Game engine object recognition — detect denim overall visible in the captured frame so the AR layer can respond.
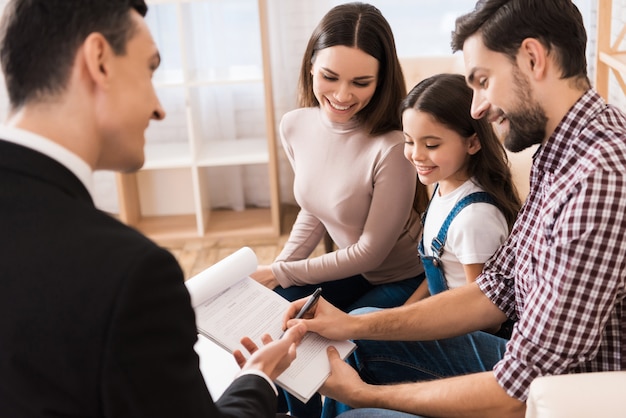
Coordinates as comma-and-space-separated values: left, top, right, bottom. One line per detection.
418, 187, 496, 295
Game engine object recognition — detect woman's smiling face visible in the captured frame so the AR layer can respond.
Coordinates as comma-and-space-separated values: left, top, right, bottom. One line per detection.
310, 45, 379, 123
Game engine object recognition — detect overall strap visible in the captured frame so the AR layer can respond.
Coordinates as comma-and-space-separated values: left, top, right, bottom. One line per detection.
420, 184, 439, 226
430, 191, 496, 257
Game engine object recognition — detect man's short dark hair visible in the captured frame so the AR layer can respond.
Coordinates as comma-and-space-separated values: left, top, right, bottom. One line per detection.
451, 0, 588, 80
0, 0, 148, 109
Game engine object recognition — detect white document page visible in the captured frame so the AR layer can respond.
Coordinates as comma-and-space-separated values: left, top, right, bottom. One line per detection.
186, 247, 356, 403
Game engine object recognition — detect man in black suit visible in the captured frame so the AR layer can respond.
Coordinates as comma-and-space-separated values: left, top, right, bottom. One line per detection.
0, 0, 306, 416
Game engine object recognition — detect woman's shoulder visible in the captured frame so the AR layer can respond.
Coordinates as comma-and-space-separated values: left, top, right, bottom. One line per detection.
281, 107, 319, 125
358, 129, 407, 166
372, 128, 404, 142
280, 108, 320, 138
366, 129, 405, 155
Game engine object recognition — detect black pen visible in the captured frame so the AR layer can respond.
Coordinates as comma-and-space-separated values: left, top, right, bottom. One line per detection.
294, 287, 322, 320
279, 287, 322, 339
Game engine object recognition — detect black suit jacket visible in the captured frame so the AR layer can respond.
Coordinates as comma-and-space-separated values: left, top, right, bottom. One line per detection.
0, 140, 277, 417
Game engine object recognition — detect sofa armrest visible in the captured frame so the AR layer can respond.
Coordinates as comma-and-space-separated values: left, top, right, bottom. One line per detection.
526, 371, 626, 418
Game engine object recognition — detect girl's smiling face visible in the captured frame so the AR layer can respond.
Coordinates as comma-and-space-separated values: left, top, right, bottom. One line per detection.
311, 45, 378, 123
403, 109, 481, 196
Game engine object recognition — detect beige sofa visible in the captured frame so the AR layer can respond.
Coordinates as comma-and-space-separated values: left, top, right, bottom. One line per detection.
526, 371, 626, 417
400, 56, 625, 417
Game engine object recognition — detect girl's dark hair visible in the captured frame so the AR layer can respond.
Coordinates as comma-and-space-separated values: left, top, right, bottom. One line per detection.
451, 0, 589, 85
297, 2, 406, 135
401, 73, 521, 229
0, 0, 148, 109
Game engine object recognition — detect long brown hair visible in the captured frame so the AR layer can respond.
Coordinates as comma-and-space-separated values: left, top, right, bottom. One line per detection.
297, 2, 406, 135
401, 73, 521, 229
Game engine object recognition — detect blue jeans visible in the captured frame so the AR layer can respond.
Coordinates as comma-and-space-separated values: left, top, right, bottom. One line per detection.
275, 274, 425, 313
322, 307, 508, 418
275, 275, 425, 418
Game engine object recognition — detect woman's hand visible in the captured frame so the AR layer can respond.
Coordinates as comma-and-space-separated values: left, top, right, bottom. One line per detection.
250, 264, 280, 289
403, 280, 430, 305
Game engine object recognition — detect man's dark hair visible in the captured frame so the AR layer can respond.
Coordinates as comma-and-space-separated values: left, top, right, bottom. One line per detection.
0, 0, 148, 109
451, 0, 588, 80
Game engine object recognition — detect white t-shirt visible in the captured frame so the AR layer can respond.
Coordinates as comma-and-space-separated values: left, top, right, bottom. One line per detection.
422, 179, 508, 289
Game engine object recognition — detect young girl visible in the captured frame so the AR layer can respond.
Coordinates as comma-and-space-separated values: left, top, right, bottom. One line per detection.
401, 73, 521, 304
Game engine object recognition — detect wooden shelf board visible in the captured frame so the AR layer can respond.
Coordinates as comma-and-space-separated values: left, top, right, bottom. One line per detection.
186, 67, 263, 86
195, 138, 269, 167
153, 68, 263, 88
141, 139, 269, 169
130, 207, 278, 244
133, 214, 200, 241
154, 69, 185, 87
599, 51, 626, 74
143, 142, 193, 170
203, 208, 277, 238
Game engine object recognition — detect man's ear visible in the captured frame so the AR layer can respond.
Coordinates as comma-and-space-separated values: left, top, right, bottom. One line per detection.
518, 38, 547, 81
82, 33, 113, 87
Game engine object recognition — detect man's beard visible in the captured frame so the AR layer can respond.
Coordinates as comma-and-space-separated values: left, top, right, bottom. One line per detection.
503, 67, 548, 153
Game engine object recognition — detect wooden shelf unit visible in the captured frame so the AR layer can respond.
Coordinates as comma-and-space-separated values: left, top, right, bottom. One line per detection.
116, 0, 281, 242
595, 0, 626, 99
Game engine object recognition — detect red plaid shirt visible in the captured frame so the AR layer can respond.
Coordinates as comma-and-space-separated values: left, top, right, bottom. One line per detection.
477, 90, 626, 401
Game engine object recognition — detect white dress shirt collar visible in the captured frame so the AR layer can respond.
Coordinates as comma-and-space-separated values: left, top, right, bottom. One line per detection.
0, 125, 94, 197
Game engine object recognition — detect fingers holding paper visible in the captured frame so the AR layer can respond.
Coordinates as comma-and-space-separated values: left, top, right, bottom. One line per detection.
233, 322, 307, 381
319, 346, 372, 407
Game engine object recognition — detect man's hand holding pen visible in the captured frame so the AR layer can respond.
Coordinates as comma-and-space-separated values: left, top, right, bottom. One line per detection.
280, 289, 370, 402
235, 287, 366, 405
281, 291, 354, 342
